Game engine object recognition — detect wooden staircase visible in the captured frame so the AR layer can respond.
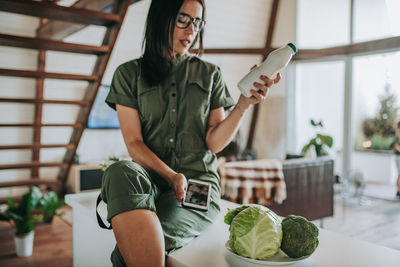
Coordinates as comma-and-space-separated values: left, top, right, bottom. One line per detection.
0, 0, 135, 199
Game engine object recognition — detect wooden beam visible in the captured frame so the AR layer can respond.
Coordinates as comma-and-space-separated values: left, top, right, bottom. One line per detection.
264, 0, 280, 51
0, 179, 61, 188
37, 0, 142, 40
0, 0, 120, 26
246, 0, 280, 151
0, 144, 75, 150
0, 98, 90, 106
0, 162, 68, 170
293, 36, 400, 61
0, 123, 83, 127
0, 68, 98, 81
0, 33, 109, 55
32, 30, 46, 179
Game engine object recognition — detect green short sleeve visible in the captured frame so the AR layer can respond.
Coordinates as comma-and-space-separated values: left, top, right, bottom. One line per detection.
210, 66, 235, 110
105, 60, 138, 110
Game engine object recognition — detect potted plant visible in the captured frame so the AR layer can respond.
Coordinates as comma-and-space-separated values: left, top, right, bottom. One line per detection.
100, 155, 121, 171
302, 119, 334, 157
0, 186, 42, 256
39, 191, 65, 223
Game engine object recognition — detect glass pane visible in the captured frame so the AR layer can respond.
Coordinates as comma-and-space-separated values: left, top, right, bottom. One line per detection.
295, 61, 345, 156
352, 51, 400, 184
354, 0, 400, 42
353, 51, 400, 148
297, 0, 350, 48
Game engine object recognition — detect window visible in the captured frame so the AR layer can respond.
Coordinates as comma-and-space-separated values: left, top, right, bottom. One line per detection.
354, 0, 400, 42
297, 0, 350, 48
294, 61, 345, 154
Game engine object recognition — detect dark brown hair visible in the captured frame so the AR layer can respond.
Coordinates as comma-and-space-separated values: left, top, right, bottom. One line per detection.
141, 0, 206, 86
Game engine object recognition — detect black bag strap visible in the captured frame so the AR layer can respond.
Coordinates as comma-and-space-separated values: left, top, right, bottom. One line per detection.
96, 194, 112, 229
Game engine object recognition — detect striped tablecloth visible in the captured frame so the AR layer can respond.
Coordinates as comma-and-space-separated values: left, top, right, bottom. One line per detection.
218, 158, 287, 205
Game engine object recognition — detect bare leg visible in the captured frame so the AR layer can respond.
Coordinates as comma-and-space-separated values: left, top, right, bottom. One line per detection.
111, 209, 165, 267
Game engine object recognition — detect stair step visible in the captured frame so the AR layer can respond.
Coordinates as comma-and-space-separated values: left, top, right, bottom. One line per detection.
0, 33, 109, 55
0, 68, 97, 81
0, 144, 75, 150
0, 123, 83, 127
0, 98, 89, 106
0, 0, 120, 26
37, 0, 142, 40
0, 179, 61, 188
0, 162, 68, 170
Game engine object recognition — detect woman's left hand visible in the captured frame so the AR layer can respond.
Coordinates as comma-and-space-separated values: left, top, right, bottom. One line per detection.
238, 65, 281, 108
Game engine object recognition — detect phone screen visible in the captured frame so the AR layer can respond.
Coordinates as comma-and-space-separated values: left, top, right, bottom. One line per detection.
184, 181, 210, 208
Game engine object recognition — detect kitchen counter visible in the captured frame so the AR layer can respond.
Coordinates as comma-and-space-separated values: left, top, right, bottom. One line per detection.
66, 191, 400, 267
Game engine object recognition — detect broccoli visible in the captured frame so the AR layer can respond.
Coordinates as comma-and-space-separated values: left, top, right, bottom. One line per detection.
280, 215, 319, 258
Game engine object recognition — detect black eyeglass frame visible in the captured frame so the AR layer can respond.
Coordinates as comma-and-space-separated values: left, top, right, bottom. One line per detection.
175, 12, 206, 32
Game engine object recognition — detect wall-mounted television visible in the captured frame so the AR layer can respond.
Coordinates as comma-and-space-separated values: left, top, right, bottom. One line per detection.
87, 84, 120, 129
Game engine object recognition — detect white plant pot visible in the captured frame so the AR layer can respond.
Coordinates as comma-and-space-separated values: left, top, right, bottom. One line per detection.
14, 231, 34, 257
304, 145, 317, 159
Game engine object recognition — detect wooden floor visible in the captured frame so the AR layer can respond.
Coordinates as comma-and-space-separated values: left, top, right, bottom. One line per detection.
0, 216, 72, 267
0, 191, 399, 267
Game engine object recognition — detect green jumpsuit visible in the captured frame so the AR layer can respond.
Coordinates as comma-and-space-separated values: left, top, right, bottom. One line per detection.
101, 54, 235, 266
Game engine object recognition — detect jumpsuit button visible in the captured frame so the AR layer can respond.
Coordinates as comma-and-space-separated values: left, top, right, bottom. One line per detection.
171, 123, 175, 128
172, 108, 176, 113
169, 138, 174, 143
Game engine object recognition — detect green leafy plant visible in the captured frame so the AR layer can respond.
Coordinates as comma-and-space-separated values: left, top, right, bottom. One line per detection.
0, 187, 43, 236
359, 85, 399, 151
355, 134, 394, 151
100, 155, 121, 172
301, 119, 334, 156
39, 191, 65, 223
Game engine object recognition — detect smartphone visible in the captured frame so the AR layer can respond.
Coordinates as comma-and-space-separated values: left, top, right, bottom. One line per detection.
182, 179, 211, 211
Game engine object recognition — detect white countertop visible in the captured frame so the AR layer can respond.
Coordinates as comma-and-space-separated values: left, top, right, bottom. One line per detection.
66, 192, 400, 267
167, 200, 400, 267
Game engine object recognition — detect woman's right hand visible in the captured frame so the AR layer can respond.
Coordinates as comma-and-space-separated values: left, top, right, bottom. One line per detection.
169, 173, 187, 202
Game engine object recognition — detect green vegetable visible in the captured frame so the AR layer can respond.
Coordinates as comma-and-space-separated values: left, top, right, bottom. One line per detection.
224, 205, 250, 227
280, 215, 319, 258
225, 205, 282, 260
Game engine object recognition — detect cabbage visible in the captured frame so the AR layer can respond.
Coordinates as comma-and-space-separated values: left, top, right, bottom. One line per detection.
225, 205, 282, 260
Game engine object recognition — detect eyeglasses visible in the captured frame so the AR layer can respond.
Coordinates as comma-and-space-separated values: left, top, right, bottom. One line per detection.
176, 12, 205, 32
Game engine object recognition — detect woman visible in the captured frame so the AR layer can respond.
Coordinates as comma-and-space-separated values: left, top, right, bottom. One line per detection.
391, 119, 400, 198
101, 0, 280, 266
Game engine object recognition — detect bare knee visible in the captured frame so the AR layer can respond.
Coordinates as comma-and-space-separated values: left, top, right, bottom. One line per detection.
112, 209, 165, 267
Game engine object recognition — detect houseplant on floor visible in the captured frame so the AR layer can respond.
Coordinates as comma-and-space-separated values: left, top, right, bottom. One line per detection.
0, 186, 42, 256
39, 190, 65, 223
